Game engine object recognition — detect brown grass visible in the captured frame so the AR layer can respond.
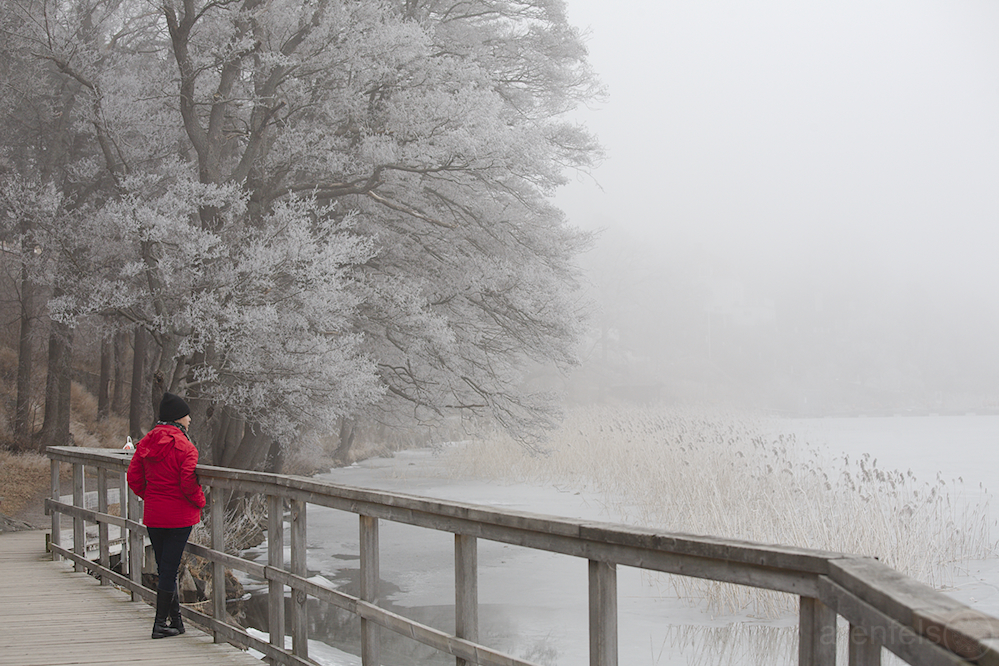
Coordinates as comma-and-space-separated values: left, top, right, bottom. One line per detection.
69, 382, 129, 449
0, 378, 128, 519
0, 449, 54, 516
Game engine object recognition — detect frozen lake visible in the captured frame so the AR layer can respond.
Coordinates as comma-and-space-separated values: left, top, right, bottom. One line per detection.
242, 414, 999, 666
792, 414, 998, 497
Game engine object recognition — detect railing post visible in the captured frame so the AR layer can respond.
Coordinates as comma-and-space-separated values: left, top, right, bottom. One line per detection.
267, 494, 286, 655
455, 534, 478, 666
290, 499, 309, 661
118, 469, 129, 578
127, 481, 143, 601
211, 488, 226, 643
848, 624, 881, 666
98, 467, 110, 585
72, 462, 85, 572
799, 596, 837, 666
360, 514, 380, 666
589, 560, 618, 666
50, 458, 61, 561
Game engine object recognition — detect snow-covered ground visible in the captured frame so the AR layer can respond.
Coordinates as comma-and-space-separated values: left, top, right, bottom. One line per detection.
240, 415, 999, 666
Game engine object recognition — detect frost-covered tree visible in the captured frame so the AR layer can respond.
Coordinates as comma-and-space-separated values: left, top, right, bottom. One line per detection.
0, 0, 120, 449
3, 0, 602, 465
72, 174, 383, 459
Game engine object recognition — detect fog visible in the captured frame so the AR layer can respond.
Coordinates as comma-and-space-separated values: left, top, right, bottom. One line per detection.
559, 0, 999, 414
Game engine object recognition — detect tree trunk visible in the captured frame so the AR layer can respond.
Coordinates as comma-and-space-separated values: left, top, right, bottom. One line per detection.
39, 319, 72, 450
112, 329, 127, 416
151, 368, 166, 428
55, 327, 73, 445
210, 407, 234, 466
97, 334, 111, 420
128, 325, 147, 440
14, 252, 34, 442
38, 329, 60, 450
184, 395, 214, 461
266, 437, 284, 474
222, 420, 271, 471
333, 417, 357, 464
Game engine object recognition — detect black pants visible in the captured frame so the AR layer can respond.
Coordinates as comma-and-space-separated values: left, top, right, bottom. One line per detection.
146, 526, 193, 593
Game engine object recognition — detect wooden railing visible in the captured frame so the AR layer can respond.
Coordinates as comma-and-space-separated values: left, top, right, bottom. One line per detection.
45, 446, 999, 666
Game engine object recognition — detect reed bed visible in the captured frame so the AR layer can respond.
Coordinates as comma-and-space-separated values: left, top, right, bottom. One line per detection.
440, 404, 996, 618
651, 623, 906, 666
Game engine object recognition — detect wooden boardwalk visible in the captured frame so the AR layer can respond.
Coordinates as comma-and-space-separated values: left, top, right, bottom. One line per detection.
0, 530, 262, 666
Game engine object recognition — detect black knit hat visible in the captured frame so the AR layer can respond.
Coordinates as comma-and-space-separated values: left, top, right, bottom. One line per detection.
159, 392, 190, 423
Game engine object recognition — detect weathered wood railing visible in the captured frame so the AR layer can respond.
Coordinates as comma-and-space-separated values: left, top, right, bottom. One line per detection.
45, 446, 999, 666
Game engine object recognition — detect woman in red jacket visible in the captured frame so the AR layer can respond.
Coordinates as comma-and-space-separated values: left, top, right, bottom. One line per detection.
127, 392, 206, 639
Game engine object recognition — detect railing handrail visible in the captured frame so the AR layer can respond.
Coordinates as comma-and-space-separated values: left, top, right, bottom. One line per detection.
45, 445, 999, 666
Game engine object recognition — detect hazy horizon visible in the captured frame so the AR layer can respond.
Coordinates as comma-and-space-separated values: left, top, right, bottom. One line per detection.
557, 0, 999, 413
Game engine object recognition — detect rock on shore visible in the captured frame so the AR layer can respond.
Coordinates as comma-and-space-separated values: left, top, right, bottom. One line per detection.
0, 513, 37, 533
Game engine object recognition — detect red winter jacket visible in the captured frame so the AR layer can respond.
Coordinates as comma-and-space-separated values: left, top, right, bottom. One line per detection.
127, 424, 206, 528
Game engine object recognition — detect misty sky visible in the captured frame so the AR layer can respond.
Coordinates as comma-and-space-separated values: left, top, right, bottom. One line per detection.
558, 0, 999, 303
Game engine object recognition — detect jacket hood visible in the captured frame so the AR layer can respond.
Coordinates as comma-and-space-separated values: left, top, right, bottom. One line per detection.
138, 424, 181, 462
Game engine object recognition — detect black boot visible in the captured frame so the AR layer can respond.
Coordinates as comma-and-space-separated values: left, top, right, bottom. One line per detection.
167, 590, 185, 634
152, 589, 180, 639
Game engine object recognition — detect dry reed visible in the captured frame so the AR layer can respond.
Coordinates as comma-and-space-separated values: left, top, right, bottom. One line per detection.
440, 404, 996, 618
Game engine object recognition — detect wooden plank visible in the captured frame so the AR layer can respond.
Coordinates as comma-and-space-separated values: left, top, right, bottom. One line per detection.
97, 467, 110, 585
290, 498, 308, 661
268, 493, 286, 651
185, 541, 266, 579
912, 608, 999, 665
48, 542, 151, 602
128, 480, 143, 600
455, 534, 479, 666
188, 458, 840, 572
827, 557, 968, 627
849, 624, 882, 666
265, 565, 359, 613
40, 447, 998, 666
360, 514, 380, 666
44, 448, 843, 578
799, 596, 836, 666
72, 462, 85, 572
44, 498, 130, 531
0, 530, 261, 666
817, 574, 970, 666
50, 459, 61, 561
589, 560, 618, 666
828, 557, 999, 663
181, 602, 313, 666
578, 522, 842, 575
210, 488, 226, 644
223, 487, 821, 596
118, 469, 129, 574
354, 598, 541, 666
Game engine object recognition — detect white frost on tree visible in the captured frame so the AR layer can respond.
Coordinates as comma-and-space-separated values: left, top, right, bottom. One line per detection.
2, 0, 603, 462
